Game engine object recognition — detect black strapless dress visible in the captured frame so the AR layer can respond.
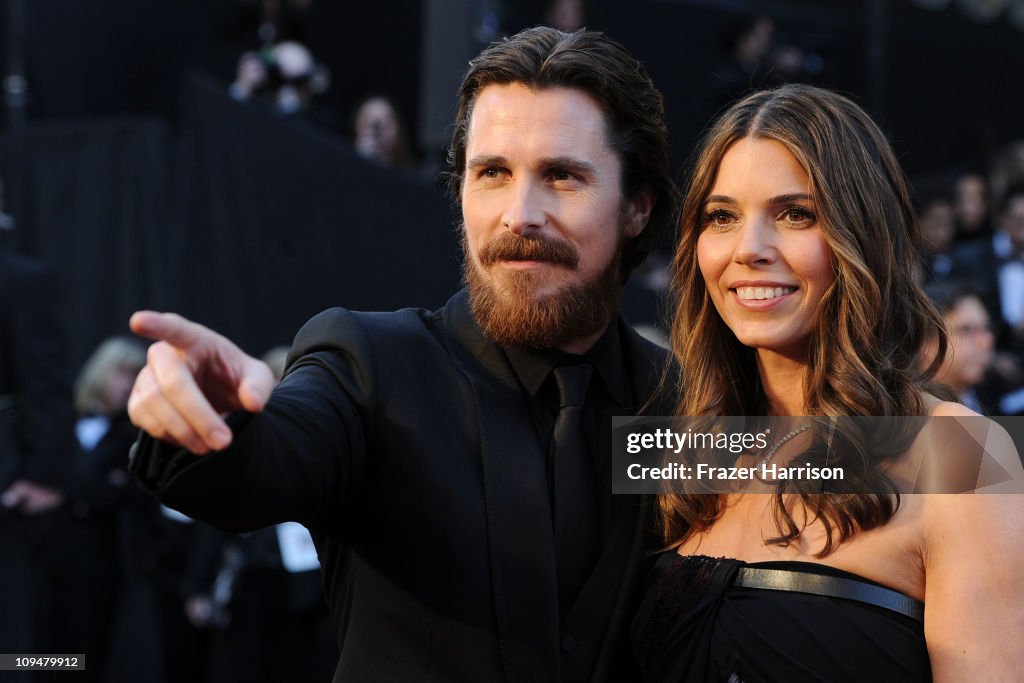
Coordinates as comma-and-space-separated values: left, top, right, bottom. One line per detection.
632, 553, 931, 682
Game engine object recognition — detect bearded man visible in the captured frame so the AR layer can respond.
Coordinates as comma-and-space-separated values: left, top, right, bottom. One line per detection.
128, 26, 677, 683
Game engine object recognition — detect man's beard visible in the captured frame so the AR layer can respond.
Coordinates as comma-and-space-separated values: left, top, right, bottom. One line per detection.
463, 230, 623, 349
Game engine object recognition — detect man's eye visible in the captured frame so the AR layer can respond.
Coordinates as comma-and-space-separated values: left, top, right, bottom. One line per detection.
483, 168, 500, 178
550, 170, 573, 182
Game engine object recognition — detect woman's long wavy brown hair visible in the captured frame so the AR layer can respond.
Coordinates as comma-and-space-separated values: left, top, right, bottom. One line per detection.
660, 84, 948, 555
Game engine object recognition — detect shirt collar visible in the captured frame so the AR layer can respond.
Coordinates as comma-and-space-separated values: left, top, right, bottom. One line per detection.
502, 320, 628, 406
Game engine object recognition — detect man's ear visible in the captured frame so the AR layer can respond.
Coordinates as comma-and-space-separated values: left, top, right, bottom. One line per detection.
623, 188, 655, 238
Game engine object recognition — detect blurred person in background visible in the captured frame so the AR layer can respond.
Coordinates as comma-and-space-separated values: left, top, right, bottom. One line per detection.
229, 41, 330, 118
708, 14, 775, 113
74, 337, 148, 457
68, 339, 208, 683
350, 93, 416, 169
987, 141, 1024, 227
913, 175, 957, 284
228, 50, 270, 102
952, 182, 1024, 353
948, 183, 1024, 411
704, 13, 822, 126
922, 283, 997, 414
0, 175, 76, 675
952, 171, 991, 243
543, 0, 585, 32
28, 337, 147, 682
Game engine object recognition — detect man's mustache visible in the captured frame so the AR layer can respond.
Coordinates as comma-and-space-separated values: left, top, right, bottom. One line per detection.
478, 233, 579, 269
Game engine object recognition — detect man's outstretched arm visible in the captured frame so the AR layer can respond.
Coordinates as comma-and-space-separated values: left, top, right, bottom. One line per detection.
127, 310, 370, 534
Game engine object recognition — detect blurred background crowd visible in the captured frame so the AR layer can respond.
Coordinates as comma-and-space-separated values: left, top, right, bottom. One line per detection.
2, 0, 1024, 680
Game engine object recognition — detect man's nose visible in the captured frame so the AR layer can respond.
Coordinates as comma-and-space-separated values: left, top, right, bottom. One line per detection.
502, 180, 547, 235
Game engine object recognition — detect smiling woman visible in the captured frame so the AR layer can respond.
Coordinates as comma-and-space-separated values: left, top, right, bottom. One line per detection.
696, 137, 835, 362
632, 84, 1024, 683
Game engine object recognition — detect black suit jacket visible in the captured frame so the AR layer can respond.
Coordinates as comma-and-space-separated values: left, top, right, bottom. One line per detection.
131, 289, 671, 682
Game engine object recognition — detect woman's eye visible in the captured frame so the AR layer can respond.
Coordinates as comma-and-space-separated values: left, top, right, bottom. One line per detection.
781, 207, 815, 225
704, 209, 735, 227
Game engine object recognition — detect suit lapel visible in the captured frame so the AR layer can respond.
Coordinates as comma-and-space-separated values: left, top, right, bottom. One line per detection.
444, 290, 561, 682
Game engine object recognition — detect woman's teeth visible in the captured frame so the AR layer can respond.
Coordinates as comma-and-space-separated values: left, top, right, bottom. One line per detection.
735, 286, 795, 300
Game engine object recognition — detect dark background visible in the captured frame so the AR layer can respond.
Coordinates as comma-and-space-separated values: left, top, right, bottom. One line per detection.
1, 0, 1022, 369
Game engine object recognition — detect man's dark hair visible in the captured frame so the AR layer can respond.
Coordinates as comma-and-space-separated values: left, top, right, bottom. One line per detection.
447, 26, 678, 282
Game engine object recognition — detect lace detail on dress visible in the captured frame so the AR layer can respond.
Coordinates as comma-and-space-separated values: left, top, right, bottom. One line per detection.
636, 554, 726, 673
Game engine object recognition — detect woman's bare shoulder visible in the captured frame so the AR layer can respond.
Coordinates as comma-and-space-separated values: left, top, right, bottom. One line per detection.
922, 394, 982, 418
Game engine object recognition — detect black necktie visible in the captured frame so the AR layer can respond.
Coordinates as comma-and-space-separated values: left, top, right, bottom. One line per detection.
551, 364, 597, 617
